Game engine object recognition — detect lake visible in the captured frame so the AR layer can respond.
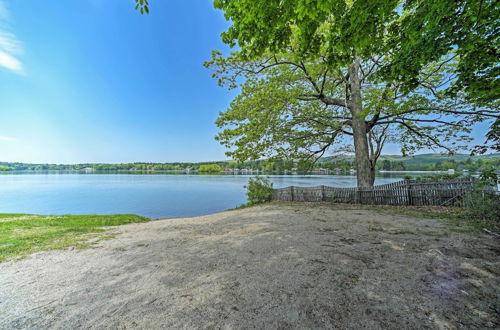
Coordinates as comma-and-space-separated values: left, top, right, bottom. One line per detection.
0, 173, 409, 218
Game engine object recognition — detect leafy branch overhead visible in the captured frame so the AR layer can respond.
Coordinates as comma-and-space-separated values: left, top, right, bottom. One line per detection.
134, 0, 149, 14
213, 0, 499, 107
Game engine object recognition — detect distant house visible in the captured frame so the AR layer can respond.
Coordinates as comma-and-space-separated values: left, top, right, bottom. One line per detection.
312, 168, 330, 174
83, 167, 94, 173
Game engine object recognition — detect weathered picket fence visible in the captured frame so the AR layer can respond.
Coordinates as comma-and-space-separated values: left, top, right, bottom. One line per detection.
272, 178, 480, 207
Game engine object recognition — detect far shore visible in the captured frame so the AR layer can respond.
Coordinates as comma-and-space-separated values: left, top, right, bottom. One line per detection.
378, 170, 460, 173
0, 169, 476, 175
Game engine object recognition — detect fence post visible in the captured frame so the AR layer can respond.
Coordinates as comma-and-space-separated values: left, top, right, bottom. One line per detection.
321, 185, 325, 201
290, 186, 295, 202
406, 180, 413, 206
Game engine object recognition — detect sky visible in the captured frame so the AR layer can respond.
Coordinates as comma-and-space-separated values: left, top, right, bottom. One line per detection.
0, 0, 492, 164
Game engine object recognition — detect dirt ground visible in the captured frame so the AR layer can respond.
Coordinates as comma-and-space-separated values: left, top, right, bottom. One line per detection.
0, 203, 499, 329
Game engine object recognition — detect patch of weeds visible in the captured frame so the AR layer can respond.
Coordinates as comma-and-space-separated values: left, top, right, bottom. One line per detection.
387, 229, 449, 237
482, 264, 499, 276
461, 191, 500, 232
227, 203, 259, 210
367, 205, 463, 220
445, 218, 487, 234
404, 244, 422, 254
388, 229, 415, 235
442, 213, 500, 234
368, 225, 385, 232
95, 232, 120, 241
365, 205, 496, 235
334, 270, 360, 289
415, 229, 449, 237
317, 227, 338, 235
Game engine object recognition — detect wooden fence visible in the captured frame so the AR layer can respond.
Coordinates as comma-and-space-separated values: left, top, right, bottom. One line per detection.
272, 178, 482, 207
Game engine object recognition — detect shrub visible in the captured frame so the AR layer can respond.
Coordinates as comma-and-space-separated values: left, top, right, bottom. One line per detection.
477, 168, 498, 188
245, 176, 274, 205
462, 191, 500, 231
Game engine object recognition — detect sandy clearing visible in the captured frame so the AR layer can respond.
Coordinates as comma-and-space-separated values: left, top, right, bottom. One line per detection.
0, 203, 499, 329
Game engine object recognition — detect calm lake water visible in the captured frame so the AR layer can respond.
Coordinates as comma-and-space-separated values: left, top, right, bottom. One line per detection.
0, 173, 409, 218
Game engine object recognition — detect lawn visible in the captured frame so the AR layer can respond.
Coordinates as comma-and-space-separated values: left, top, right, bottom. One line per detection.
0, 214, 149, 262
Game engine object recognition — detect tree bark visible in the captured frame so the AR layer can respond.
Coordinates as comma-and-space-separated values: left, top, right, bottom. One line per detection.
349, 58, 375, 187
369, 162, 376, 186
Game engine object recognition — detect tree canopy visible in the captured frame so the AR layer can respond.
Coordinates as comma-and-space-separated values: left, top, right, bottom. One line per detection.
208, 0, 499, 186
214, 0, 499, 106
206, 48, 497, 185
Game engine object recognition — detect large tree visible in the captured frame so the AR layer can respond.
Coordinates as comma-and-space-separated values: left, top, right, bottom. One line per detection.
133, 0, 498, 185
206, 50, 497, 186
207, 0, 498, 187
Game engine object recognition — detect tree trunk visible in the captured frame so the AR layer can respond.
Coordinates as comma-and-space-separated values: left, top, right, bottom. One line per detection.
369, 162, 376, 186
349, 58, 375, 187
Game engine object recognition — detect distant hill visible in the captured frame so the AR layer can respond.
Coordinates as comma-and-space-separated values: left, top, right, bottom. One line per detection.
320, 153, 500, 164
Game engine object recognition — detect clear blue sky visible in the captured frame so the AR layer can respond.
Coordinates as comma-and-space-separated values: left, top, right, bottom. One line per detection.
0, 0, 491, 164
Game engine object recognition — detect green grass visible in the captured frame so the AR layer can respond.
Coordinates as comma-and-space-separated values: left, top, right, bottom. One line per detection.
0, 213, 30, 219
0, 214, 149, 262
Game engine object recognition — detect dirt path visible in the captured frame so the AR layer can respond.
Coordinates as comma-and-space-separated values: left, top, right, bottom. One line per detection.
0, 204, 498, 329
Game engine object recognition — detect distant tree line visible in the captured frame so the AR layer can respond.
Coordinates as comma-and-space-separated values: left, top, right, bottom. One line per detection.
0, 157, 498, 174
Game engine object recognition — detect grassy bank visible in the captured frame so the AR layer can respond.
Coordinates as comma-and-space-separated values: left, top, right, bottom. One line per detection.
0, 214, 149, 262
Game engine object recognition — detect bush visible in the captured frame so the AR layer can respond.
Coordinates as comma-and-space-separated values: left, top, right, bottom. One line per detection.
462, 191, 500, 231
477, 168, 498, 188
245, 176, 274, 205
198, 164, 222, 173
